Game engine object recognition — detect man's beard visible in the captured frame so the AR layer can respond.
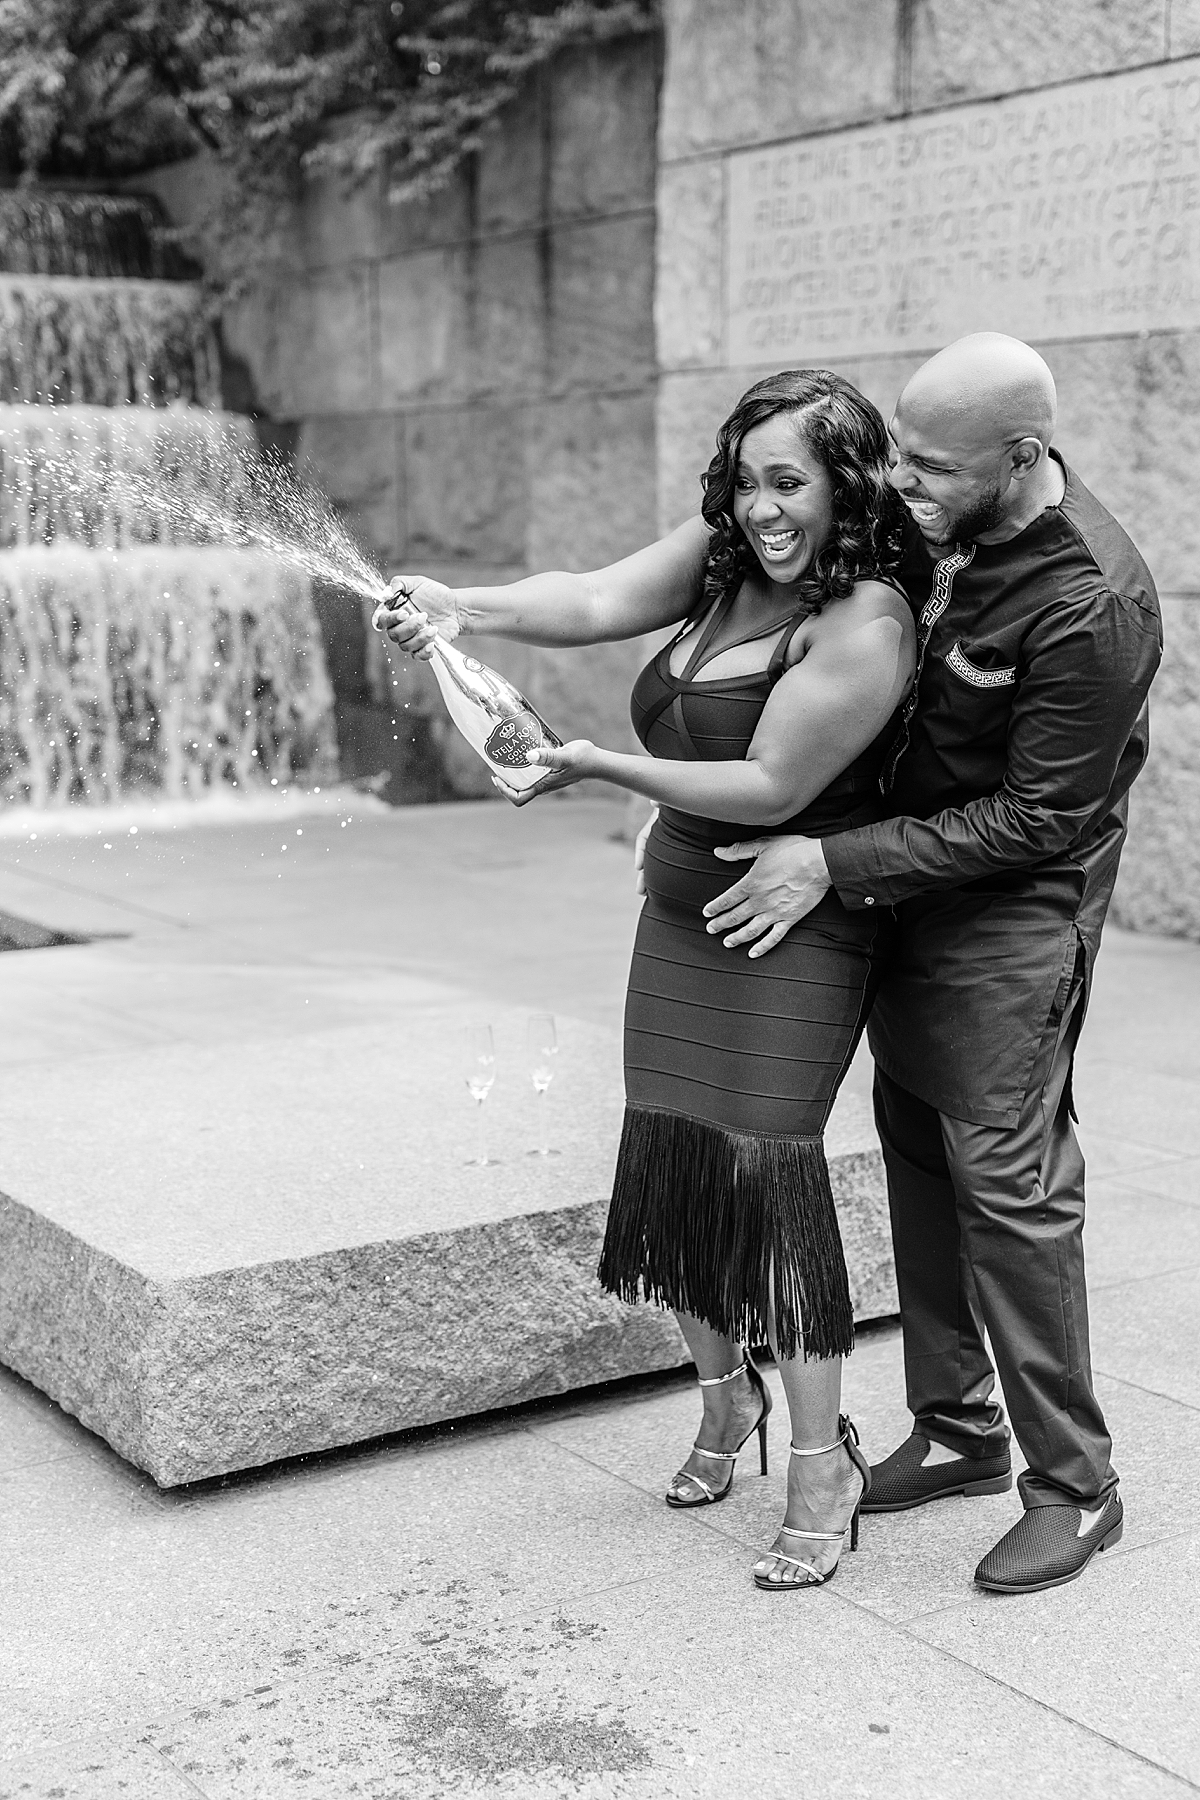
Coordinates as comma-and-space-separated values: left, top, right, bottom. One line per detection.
948, 482, 1005, 543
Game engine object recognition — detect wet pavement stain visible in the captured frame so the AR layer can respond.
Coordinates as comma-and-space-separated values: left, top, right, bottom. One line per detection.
394, 1639, 653, 1786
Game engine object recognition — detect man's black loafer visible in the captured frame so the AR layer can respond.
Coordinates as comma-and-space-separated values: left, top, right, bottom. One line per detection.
860, 1431, 1013, 1513
975, 1491, 1124, 1593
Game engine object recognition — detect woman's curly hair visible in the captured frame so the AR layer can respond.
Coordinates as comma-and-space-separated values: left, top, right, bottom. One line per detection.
699, 369, 904, 616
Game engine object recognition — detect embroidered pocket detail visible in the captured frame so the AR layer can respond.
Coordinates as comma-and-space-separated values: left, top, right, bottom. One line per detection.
945, 640, 1017, 690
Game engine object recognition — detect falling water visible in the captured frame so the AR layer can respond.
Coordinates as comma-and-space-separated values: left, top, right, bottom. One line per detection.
0, 403, 386, 807
0, 276, 220, 409
0, 545, 334, 806
0, 192, 189, 281
0, 190, 347, 812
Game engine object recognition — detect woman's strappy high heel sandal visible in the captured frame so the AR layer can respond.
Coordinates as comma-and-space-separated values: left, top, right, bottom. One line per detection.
666, 1356, 773, 1509
753, 1414, 871, 1590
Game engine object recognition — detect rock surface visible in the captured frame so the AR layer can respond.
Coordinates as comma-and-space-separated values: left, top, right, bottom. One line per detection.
0, 1012, 893, 1488
0, 801, 895, 1489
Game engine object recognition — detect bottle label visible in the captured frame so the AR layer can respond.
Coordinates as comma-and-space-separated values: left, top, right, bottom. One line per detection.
484, 713, 551, 769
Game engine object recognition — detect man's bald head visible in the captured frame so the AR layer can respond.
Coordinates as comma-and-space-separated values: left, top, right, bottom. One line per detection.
888, 334, 1065, 547
900, 333, 1057, 458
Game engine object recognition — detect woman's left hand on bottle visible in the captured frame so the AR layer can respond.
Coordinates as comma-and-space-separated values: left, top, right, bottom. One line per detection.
490, 740, 597, 807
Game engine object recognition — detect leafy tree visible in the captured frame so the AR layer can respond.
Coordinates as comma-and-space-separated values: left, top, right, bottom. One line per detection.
0, 1, 240, 178
0, 1, 659, 288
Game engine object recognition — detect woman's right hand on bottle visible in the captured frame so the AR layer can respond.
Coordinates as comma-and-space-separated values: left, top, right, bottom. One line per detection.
372, 576, 460, 661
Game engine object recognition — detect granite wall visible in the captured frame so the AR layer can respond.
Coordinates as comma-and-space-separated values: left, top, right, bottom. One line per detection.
655, 0, 1200, 937
140, 33, 663, 798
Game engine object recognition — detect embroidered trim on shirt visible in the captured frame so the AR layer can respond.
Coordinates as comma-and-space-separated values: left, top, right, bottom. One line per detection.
881, 544, 976, 792
945, 640, 1017, 690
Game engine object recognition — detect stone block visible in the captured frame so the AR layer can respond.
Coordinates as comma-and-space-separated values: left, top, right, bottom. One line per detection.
275, 265, 375, 415
477, 79, 547, 235
908, 0, 1167, 110
219, 281, 288, 418
655, 367, 759, 532
299, 164, 382, 272
379, 163, 474, 257
549, 38, 661, 220
1171, 0, 1200, 55
1113, 595, 1200, 941
656, 159, 725, 372
1045, 333, 1200, 598
403, 405, 529, 564
549, 214, 657, 393
0, 1007, 893, 1486
131, 151, 303, 292
659, 0, 899, 163
526, 390, 658, 571
826, 353, 928, 434
465, 235, 548, 399
377, 248, 471, 405
297, 413, 403, 563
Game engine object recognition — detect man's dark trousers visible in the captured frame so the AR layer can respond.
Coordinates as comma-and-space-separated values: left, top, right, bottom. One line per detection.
873, 953, 1118, 1509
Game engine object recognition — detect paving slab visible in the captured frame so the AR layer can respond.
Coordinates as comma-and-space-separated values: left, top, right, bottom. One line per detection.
0, 1369, 100, 1478
1, 1368, 1188, 1800
1074, 1126, 1194, 1184
2, 1419, 728, 1757
1116, 1156, 1200, 1208
123, 1572, 1193, 1800
1090, 1267, 1200, 1410
0, 1737, 200, 1800
911, 1532, 1200, 1787
1080, 1180, 1200, 1291
0, 800, 894, 1485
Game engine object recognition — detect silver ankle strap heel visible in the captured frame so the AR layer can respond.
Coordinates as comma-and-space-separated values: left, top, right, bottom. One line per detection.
753, 1414, 872, 1591
697, 1361, 749, 1387
665, 1356, 772, 1510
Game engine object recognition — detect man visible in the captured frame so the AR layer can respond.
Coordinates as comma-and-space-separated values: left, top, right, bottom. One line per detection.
701, 333, 1162, 1593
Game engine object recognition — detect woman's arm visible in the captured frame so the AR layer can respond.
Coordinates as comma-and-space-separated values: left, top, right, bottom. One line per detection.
378, 515, 710, 655
522, 588, 915, 821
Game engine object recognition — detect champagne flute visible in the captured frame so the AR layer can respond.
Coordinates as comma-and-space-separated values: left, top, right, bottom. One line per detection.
526, 1013, 560, 1157
463, 1024, 498, 1167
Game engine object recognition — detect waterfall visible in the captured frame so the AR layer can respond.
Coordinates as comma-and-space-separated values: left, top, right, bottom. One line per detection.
0, 191, 337, 811
0, 191, 189, 280
0, 277, 220, 408
0, 547, 333, 806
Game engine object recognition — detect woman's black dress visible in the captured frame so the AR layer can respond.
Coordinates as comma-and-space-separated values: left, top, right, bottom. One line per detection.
597, 595, 897, 1360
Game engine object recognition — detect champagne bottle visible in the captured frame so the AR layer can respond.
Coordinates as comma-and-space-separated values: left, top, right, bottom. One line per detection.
371, 591, 562, 791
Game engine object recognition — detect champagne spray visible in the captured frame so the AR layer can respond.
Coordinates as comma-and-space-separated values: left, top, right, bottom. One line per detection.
371, 587, 562, 792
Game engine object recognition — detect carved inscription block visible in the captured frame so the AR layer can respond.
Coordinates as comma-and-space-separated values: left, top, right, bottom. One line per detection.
726, 60, 1200, 364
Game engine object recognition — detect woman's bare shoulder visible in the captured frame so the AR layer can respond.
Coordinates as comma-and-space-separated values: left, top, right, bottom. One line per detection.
792, 580, 915, 680
846, 577, 914, 623
815, 579, 916, 651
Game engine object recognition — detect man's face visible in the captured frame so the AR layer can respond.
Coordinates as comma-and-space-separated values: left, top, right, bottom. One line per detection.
887, 401, 1007, 547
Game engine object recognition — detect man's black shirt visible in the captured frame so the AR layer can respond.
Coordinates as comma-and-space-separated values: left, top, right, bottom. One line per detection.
824, 456, 1162, 1127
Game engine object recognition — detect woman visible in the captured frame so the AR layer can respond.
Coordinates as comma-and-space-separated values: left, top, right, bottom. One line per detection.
379, 370, 916, 1591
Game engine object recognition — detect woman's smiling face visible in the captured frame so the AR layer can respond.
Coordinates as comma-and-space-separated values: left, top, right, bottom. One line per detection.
732, 413, 835, 588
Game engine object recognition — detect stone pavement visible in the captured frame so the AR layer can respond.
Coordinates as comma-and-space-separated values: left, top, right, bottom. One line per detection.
1, 794, 1198, 1797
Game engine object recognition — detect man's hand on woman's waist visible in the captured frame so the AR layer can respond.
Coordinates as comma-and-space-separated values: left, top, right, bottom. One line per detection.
704, 836, 833, 957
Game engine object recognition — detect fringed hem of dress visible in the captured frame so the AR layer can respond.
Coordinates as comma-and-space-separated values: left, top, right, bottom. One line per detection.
597, 1104, 855, 1361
